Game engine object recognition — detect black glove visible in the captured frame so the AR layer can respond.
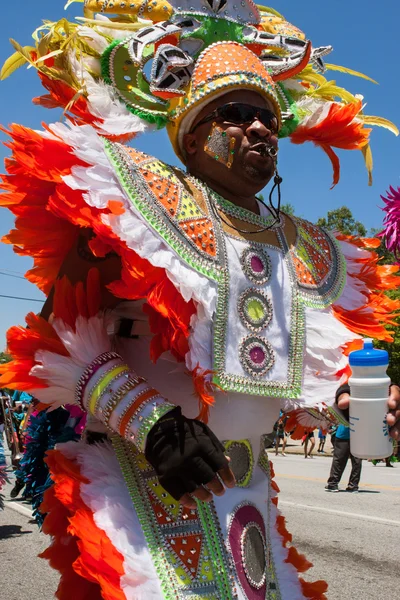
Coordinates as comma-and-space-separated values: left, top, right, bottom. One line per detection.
145, 406, 229, 501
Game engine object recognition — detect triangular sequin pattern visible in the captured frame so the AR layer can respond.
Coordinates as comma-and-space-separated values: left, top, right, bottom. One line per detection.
141, 160, 182, 187
139, 168, 180, 218
165, 532, 203, 579
301, 237, 330, 281
180, 217, 217, 257
176, 189, 203, 221
124, 146, 151, 165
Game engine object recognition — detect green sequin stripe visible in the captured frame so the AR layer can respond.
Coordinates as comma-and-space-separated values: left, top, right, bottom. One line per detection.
104, 139, 227, 283
135, 403, 175, 452
112, 436, 183, 599
209, 189, 280, 228
112, 436, 236, 600
195, 500, 236, 600
212, 239, 306, 399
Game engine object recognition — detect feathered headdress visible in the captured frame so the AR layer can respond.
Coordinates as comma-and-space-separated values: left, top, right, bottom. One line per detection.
1, 0, 398, 185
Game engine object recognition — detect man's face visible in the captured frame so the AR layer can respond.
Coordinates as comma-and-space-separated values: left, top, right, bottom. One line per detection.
183, 90, 279, 195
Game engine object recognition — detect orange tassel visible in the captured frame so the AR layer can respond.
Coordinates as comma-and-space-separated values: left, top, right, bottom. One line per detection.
191, 366, 218, 423
285, 546, 313, 573
300, 578, 329, 600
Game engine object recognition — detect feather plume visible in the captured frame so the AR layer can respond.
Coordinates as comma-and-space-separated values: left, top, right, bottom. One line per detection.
380, 186, 400, 262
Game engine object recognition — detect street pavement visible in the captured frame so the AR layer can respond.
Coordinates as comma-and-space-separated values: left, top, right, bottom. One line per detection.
1, 449, 399, 599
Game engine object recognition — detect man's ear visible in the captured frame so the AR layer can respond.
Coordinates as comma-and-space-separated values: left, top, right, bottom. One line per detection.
182, 132, 198, 156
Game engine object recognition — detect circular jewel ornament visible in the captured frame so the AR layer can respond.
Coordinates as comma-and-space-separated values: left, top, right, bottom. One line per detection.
238, 288, 273, 333
239, 335, 275, 377
240, 247, 272, 286
228, 503, 268, 598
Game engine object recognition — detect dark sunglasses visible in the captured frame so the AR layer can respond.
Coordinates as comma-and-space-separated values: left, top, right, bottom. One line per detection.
191, 102, 279, 134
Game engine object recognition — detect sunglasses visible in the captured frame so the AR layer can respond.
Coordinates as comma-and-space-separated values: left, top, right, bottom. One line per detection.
191, 102, 279, 134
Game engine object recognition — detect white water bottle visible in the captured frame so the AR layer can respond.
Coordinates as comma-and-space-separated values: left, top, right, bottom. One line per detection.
348, 339, 392, 460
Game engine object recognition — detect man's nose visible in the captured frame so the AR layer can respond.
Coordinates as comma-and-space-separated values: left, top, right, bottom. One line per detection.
245, 118, 273, 140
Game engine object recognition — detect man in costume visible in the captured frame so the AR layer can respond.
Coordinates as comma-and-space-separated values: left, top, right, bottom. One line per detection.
1, 2, 400, 599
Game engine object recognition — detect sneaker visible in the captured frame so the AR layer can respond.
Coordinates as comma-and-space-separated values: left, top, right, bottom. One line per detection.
281, 452, 286, 457
346, 486, 359, 493
325, 484, 339, 492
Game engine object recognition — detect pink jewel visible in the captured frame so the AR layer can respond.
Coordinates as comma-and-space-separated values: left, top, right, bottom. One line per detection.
250, 255, 264, 273
250, 346, 265, 364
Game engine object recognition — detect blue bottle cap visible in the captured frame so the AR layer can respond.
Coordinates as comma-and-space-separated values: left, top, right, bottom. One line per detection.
349, 339, 388, 367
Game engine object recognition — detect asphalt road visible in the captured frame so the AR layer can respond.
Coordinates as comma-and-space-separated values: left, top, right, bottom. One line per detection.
1, 452, 399, 599
270, 452, 400, 600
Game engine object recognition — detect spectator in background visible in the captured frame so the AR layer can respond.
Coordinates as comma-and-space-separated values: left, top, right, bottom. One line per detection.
274, 415, 288, 456
317, 427, 326, 453
325, 424, 362, 492
329, 423, 338, 447
303, 431, 315, 459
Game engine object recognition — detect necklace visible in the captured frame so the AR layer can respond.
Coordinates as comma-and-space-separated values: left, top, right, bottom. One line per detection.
207, 188, 283, 234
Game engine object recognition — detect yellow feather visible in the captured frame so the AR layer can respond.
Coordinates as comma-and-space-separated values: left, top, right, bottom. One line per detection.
361, 144, 373, 187
8, 39, 36, 68
0, 48, 32, 80
361, 115, 399, 136
34, 50, 65, 65
75, 16, 151, 30
325, 63, 378, 85
307, 80, 357, 104
257, 5, 285, 18
64, 0, 83, 8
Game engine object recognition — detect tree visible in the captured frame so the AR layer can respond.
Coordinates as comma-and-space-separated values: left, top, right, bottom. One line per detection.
317, 206, 366, 237
281, 203, 295, 215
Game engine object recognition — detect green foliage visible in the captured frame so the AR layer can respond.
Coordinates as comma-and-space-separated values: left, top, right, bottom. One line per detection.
317, 206, 366, 237
0, 352, 11, 365
281, 203, 295, 216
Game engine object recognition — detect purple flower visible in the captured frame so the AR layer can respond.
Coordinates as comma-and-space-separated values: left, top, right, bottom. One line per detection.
380, 186, 400, 262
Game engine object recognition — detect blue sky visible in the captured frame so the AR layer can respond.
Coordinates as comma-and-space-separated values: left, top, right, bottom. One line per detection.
0, 0, 399, 348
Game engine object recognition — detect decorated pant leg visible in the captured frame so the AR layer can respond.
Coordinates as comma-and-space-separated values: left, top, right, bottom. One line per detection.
40, 439, 327, 600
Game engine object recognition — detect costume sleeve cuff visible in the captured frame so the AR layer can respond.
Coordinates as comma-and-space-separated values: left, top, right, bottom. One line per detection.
75, 352, 175, 451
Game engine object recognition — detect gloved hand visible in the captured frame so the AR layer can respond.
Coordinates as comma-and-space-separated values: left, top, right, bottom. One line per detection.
145, 406, 236, 508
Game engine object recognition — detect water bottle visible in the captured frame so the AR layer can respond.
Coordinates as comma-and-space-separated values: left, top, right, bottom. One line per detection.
348, 339, 392, 459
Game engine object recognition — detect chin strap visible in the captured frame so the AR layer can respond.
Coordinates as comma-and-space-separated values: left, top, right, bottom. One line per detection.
268, 169, 283, 221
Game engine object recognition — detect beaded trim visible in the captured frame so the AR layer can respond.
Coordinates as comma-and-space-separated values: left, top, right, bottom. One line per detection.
134, 402, 176, 452
75, 351, 122, 408
289, 216, 346, 309
102, 377, 142, 427
87, 364, 130, 415
226, 500, 281, 600
209, 188, 283, 230
223, 439, 254, 488
112, 436, 237, 599
241, 521, 267, 589
239, 335, 275, 377
240, 246, 272, 286
256, 451, 282, 600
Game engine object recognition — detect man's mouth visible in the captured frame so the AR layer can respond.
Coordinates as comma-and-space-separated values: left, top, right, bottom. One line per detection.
249, 143, 278, 158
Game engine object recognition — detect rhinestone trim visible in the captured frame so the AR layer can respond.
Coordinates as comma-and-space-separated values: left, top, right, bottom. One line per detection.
237, 288, 273, 333
239, 335, 275, 377
240, 246, 272, 286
